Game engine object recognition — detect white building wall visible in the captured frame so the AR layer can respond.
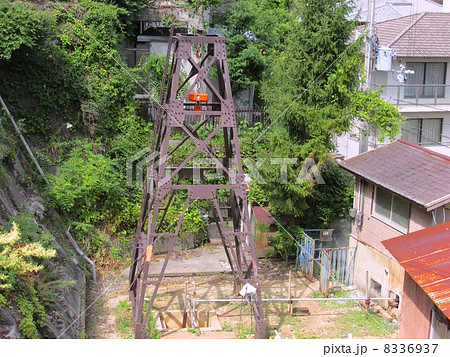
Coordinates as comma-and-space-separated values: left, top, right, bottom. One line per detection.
336, 58, 450, 159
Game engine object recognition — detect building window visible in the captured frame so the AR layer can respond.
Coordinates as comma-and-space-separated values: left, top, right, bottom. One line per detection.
373, 186, 410, 232
370, 279, 382, 295
401, 118, 443, 145
405, 62, 446, 98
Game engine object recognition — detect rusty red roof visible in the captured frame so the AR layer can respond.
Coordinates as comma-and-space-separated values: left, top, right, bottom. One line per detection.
339, 140, 450, 211
382, 221, 450, 319
253, 206, 276, 225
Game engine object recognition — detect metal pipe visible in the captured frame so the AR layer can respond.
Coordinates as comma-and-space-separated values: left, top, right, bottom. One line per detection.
0, 93, 49, 185
194, 297, 395, 303
288, 270, 292, 315
66, 227, 97, 282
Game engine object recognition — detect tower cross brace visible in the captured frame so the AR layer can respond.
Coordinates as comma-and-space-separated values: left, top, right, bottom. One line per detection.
129, 32, 267, 339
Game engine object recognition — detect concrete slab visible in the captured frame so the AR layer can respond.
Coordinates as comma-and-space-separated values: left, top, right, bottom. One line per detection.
148, 245, 232, 276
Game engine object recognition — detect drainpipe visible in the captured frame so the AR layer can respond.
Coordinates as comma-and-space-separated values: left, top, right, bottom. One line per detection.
0, 93, 49, 185
65, 227, 97, 282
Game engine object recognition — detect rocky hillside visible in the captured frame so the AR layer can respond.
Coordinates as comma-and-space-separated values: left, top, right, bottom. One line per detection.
0, 128, 86, 338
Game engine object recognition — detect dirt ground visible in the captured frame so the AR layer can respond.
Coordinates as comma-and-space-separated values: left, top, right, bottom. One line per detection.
85, 246, 398, 339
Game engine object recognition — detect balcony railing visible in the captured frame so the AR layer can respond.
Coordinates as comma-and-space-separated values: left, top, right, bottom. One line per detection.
372, 83, 450, 106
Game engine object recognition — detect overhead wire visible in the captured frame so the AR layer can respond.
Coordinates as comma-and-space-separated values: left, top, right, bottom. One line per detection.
57, 198, 199, 338
47, 0, 404, 339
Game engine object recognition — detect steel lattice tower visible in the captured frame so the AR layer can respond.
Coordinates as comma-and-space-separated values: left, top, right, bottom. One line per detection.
129, 31, 266, 339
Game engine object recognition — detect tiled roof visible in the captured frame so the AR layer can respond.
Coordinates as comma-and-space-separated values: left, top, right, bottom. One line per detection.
339, 140, 450, 210
382, 222, 450, 319
375, 12, 450, 58
348, 0, 441, 23
374, 13, 422, 46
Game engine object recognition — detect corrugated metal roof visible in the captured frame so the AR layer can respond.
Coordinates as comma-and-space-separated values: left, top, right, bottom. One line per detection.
253, 206, 276, 225
382, 221, 450, 319
339, 140, 450, 211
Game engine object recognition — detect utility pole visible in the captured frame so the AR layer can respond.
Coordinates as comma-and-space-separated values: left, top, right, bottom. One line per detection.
360, 0, 376, 153
364, 0, 376, 90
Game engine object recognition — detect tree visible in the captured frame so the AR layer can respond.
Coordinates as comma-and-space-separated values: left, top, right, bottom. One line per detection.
212, 0, 294, 91
233, 0, 403, 223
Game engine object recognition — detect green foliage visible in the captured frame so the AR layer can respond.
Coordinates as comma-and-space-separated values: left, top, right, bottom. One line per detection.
0, 223, 57, 338
16, 295, 46, 339
268, 224, 302, 260
0, 0, 54, 61
212, 0, 293, 89
247, 181, 269, 206
48, 140, 127, 224
57, 0, 125, 67
220, 0, 401, 229
152, 191, 207, 239
349, 89, 405, 141
116, 299, 134, 338
221, 321, 234, 332
92, 0, 148, 36
236, 326, 255, 339
335, 310, 396, 338
146, 313, 161, 339
262, 0, 362, 157
303, 161, 354, 227
188, 0, 222, 12
0, 223, 56, 291
310, 288, 357, 308
187, 327, 200, 336
7, 211, 56, 249
134, 53, 166, 99
0, 4, 85, 134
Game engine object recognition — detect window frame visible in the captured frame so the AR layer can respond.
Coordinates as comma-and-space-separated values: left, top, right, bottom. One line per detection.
401, 118, 443, 146
404, 62, 447, 99
372, 186, 410, 233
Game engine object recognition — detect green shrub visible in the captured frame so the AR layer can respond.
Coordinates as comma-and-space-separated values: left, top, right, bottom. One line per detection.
0, 0, 54, 61
268, 224, 302, 260
48, 140, 127, 225
0, 223, 57, 338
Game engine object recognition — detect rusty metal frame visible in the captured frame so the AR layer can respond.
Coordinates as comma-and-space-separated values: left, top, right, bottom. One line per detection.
129, 31, 266, 339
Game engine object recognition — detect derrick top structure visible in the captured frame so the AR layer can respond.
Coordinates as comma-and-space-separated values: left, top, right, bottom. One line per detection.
129, 30, 267, 339
151, 33, 247, 199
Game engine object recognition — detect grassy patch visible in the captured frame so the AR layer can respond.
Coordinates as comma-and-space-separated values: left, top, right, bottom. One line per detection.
335, 310, 396, 338
141, 300, 162, 339
187, 327, 200, 336
116, 300, 134, 339
221, 320, 234, 332
310, 288, 357, 308
236, 326, 255, 339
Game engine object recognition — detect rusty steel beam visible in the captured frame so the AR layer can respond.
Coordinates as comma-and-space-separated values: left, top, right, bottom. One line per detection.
129, 31, 266, 339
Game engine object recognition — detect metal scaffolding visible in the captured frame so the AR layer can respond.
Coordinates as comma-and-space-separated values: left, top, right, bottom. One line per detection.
129, 30, 266, 339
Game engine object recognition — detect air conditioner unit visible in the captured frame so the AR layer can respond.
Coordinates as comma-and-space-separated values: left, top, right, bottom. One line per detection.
319, 229, 333, 242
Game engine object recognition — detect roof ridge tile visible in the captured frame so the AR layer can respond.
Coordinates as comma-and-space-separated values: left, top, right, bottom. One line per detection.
389, 12, 426, 47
